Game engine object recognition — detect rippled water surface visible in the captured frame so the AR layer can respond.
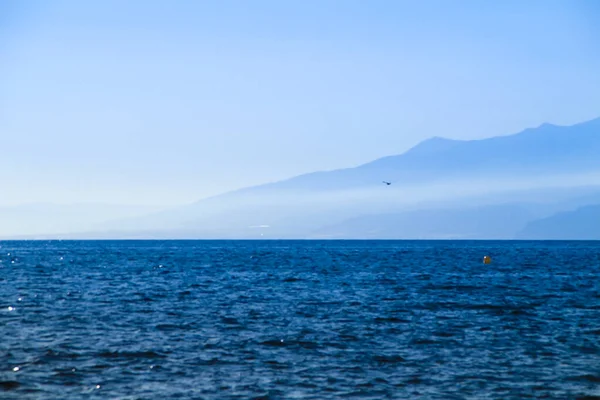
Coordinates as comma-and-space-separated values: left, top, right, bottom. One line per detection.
1, 240, 599, 399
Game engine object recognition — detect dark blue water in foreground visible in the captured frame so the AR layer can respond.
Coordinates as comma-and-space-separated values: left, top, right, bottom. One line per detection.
0, 241, 599, 399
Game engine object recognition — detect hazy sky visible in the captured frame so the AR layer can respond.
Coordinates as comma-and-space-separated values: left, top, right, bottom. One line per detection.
2, 0, 600, 206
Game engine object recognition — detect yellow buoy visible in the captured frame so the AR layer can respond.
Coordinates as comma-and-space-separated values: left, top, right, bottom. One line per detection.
483, 255, 492, 264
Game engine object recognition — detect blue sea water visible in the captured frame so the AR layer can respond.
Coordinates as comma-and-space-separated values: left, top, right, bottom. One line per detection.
0, 240, 599, 400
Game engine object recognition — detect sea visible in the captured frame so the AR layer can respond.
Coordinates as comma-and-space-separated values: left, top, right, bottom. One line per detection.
0, 240, 598, 399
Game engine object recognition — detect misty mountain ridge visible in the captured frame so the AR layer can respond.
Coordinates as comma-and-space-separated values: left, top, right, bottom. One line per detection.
309, 203, 542, 240
258, 117, 600, 192
120, 116, 600, 235
4, 116, 600, 239
517, 204, 600, 240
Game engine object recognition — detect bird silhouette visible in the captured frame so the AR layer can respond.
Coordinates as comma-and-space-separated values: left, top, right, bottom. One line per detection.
382, 181, 392, 186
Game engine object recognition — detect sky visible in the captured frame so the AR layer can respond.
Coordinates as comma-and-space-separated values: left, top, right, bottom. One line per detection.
2, 0, 600, 206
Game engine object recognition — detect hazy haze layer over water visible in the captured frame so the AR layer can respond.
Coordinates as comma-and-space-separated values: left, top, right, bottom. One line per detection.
0, 240, 599, 399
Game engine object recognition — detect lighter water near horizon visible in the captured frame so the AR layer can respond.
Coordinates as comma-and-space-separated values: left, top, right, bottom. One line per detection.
0, 240, 598, 399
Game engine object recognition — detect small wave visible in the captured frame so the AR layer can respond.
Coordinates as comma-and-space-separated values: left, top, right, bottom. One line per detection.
250, 395, 273, 400
33, 349, 81, 364
192, 357, 228, 366
297, 341, 319, 350
373, 354, 405, 364
90, 364, 111, 370
264, 360, 288, 369
156, 323, 193, 331
221, 317, 240, 325
432, 330, 455, 338
0, 381, 19, 391
374, 317, 410, 324
568, 375, 600, 383
98, 350, 167, 359
260, 340, 286, 347
52, 368, 80, 378
467, 304, 507, 311
410, 338, 438, 345
427, 284, 483, 291
406, 376, 423, 385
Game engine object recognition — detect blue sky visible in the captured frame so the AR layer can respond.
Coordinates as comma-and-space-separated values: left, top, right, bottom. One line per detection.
2, 0, 600, 206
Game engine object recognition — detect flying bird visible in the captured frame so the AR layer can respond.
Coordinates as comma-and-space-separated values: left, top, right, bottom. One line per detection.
382, 181, 392, 186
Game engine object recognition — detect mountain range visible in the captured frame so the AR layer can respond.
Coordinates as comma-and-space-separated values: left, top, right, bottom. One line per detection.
4, 117, 600, 240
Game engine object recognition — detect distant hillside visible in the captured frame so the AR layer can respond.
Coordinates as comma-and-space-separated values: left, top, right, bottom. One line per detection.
8, 116, 600, 239
516, 205, 600, 240
240, 117, 600, 192
103, 117, 600, 236
309, 204, 540, 239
